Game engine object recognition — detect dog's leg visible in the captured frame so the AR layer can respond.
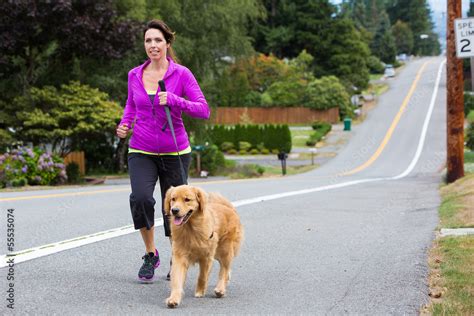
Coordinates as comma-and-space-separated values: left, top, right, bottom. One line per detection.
195, 258, 213, 297
166, 257, 188, 308
214, 253, 232, 298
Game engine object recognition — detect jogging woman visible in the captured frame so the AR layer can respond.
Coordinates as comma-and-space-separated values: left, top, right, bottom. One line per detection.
116, 20, 210, 282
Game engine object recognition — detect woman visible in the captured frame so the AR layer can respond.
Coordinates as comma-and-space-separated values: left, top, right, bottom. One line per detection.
116, 20, 210, 282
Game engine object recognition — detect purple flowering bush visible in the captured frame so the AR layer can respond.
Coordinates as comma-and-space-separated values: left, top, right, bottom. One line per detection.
0, 147, 67, 188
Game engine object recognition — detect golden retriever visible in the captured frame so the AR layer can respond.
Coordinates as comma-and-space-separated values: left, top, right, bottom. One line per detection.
164, 185, 243, 308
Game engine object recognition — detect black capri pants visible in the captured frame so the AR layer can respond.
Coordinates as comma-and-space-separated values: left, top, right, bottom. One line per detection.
128, 152, 191, 236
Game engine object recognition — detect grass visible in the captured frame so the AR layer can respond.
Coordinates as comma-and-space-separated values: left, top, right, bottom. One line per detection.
369, 73, 384, 81
467, 110, 474, 123
290, 128, 313, 147
362, 82, 388, 96
438, 173, 474, 228
425, 236, 474, 315
465, 151, 474, 164
261, 164, 318, 176
423, 169, 474, 315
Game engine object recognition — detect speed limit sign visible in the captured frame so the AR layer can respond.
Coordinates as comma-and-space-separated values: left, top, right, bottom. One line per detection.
455, 18, 474, 58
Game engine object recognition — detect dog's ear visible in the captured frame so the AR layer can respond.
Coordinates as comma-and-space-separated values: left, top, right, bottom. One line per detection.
164, 186, 174, 215
193, 187, 207, 213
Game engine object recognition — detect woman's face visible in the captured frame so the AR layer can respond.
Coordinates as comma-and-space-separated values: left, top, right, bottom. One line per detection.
144, 28, 169, 61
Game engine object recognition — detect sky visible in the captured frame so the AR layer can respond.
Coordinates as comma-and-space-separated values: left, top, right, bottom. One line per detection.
330, 0, 471, 47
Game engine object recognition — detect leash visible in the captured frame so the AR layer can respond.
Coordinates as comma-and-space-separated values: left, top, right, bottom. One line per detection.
158, 80, 187, 184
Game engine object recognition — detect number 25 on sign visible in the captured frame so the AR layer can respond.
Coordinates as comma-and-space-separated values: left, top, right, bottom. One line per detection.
455, 18, 474, 58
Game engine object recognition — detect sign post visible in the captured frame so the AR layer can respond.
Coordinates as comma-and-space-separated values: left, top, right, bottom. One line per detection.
448, 1, 465, 183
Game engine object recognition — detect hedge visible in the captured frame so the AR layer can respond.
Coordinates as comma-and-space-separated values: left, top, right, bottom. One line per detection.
208, 124, 292, 153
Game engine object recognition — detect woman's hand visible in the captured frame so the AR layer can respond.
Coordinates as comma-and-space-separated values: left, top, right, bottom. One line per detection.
158, 91, 167, 106
116, 124, 130, 138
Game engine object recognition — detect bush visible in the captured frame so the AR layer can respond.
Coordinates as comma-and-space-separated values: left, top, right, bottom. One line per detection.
261, 148, 270, 155
271, 149, 279, 154
467, 123, 474, 151
238, 141, 252, 151
191, 145, 225, 176
227, 149, 238, 155
243, 91, 262, 106
464, 92, 474, 116
305, 76, 350, 114
208, 124, 292, 154
249, 149, 260, 155
66, 162, 81, 184
229, 164, 265, 179
266, 80, 306, 106
239, 149, 248, 155
306, 122, 331, 147
367, 56, 385, 74
220, 142, 235, 152
0, 147, 67, 188
312, 121, 332, 135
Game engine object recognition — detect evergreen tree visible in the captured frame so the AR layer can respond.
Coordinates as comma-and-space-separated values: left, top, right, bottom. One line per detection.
391, 20, 414, 55
386, 0, 439, 55
251, 0, 370, 90
370, 12, 396, 63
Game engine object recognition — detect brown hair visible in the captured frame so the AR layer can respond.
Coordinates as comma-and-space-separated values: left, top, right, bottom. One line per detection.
143, 20, 178, 62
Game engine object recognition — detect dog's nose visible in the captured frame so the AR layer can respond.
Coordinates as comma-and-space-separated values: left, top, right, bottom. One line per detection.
171, 207, 180, 215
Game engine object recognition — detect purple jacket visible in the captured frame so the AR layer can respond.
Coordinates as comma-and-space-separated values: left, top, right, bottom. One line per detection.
119, 58, 210, 153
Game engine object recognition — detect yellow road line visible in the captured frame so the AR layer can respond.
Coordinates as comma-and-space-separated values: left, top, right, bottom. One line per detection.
0, 177, 274, 202
341, 61, 430, 176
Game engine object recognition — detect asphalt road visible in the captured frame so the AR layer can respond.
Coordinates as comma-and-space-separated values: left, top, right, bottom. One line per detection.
0, 57, 447, 315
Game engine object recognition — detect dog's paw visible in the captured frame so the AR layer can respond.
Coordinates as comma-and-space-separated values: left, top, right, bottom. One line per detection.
194, 291, 205, 298
214, 288, 226, 298
166, 297, 180, 308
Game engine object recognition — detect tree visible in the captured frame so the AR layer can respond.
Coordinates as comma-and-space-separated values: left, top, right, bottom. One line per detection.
386, 0, 438, 55
13, 82, 122, 157
370, 12, 397, 63
251, 0, 370, 90
0, 1, 139, 96
391, 20, 414, 55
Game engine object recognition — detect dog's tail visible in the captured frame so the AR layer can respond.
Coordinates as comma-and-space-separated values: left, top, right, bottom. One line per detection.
233, 225, 244, 257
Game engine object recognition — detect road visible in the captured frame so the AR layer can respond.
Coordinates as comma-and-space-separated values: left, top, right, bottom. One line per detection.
1, 57, 446, 314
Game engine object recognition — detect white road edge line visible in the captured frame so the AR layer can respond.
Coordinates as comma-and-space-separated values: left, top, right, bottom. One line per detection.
0, 60, 445, 268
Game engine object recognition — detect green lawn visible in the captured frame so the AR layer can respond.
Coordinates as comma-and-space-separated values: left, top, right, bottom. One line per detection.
429, 236, 474, 315
425, 171, 474, 315
467, 110, 474, 123
290, 128, 313, 147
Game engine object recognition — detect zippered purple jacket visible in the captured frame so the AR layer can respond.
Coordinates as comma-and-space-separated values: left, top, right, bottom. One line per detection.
119, 58, 210, 153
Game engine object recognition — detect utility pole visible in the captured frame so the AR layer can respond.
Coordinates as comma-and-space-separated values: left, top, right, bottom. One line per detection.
447, 0, 465, 183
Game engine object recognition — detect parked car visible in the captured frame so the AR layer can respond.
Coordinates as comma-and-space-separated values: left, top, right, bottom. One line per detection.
384, 64, 395, 77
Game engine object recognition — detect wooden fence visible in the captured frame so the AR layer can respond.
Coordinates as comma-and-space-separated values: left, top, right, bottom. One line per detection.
63, 151, 85, 175
211, 107, 339, 124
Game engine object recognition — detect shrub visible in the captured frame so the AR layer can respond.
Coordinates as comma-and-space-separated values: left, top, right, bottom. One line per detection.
238, 141, 252, 151
229, 164, 265, 179
271, 149, 279, 154
227, 149, 238, 155
261, 148, 270, 155
305, 76, 350, 114
464, 92, 474, 116
312, 121, 332, 135
66, 162, 81, 184
239, 149, 248, 155
0, 147, 67, 188
249, 149, 260, 155
208, 124, 292, 154
191, 145, 225, 175
266, 80, 306, 106
220, 142, 235, 152
367, 56, 385, 74
243, 91, 262, 106
467, 123, 474, 151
